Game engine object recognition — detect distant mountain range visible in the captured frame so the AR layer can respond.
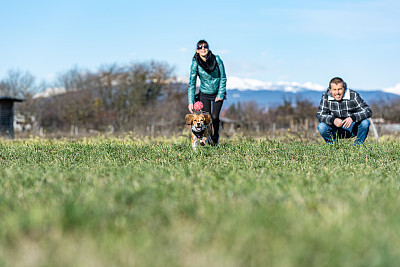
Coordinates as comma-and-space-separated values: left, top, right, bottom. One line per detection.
224, 88, 399, 108
221, 76, 400, 108
36, 76, 400, 109
174, 76, 400, 108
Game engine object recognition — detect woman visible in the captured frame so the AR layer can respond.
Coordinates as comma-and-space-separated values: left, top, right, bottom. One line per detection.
188, 40, 227, 144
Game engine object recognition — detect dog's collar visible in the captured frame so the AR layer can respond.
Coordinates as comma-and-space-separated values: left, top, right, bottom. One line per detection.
192, 129, 205, 139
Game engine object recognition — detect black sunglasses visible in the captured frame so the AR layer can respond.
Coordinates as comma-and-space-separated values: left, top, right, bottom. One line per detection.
197, 45, 209, 50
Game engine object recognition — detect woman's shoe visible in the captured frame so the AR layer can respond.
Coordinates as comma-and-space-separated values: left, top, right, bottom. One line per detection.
212, 135, 219, 145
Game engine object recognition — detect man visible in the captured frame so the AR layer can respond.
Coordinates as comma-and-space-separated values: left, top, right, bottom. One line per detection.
316, 77, 372, 145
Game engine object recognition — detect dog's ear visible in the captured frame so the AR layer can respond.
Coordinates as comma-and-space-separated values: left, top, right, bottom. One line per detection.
203, 114, 211, 124
185, 114, 194, 125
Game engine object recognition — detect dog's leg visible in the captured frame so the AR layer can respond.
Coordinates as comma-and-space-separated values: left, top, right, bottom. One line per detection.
191, 135, 198, 151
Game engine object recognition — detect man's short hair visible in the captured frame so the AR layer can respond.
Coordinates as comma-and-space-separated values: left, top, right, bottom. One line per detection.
329, 77, 347, 90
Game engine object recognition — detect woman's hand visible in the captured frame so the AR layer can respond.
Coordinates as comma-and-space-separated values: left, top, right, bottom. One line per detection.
188, 104, 194, 113
215, 97, 223, 102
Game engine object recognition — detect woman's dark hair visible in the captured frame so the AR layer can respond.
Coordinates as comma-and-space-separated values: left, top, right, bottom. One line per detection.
197, 39, 208, 47
194, 40, 209, 58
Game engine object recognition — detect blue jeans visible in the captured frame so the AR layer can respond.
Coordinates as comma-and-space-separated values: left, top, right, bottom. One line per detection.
317, 119, 370, 145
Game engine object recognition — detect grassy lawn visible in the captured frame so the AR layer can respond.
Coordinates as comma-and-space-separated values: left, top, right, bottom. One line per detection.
0, 136, 399, 266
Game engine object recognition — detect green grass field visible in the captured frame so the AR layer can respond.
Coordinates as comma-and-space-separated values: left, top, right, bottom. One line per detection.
1, 136, 400, 266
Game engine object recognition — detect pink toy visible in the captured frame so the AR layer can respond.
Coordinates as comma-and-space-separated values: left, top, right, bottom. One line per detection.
194, 101, 203, 111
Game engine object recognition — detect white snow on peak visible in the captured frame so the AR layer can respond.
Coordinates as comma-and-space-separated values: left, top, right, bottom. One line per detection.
227, 76, 325, 92
383, 83, 400, 96
227, 76, 272, 90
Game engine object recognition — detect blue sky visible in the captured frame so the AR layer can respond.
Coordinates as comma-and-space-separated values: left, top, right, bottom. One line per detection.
1, 0, 399, 91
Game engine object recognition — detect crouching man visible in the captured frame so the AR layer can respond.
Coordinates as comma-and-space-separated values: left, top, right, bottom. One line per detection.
316, 77, 373, 145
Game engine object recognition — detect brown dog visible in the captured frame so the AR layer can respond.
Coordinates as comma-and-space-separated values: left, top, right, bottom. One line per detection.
185, 113, 213, 151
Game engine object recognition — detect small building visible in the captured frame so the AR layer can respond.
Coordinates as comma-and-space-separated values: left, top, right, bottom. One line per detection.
0, 96, 23, 139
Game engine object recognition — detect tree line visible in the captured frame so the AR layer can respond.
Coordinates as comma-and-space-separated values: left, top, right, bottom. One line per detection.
0, 63, 399, 136
223, 98, 318, 132
0, 62, 189, 135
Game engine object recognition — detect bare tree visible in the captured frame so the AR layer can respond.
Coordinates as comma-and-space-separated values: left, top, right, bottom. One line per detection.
371, 98, 400, 123
0, 70, 42, 133
0, 69, 36, 98
54, 67, 97, 131
90, 61, 175, 131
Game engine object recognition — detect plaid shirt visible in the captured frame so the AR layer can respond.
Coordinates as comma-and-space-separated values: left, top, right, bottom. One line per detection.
316, 89, 372, 125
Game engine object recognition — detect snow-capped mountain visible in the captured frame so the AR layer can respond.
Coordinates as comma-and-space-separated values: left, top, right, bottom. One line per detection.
227, 76, 325, 93
177, 75, 400, 96
382, 83, 400, 96
35, 76, 400, 109
225, 76, 400, 108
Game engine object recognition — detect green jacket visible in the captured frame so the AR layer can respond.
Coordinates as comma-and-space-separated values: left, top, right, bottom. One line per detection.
187, 55, 227, 104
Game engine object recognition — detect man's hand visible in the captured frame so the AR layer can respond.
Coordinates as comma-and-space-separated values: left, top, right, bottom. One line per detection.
215, 97, 223, 102
333, 118, 344, 127
188, 104, 194, 113
342, 117, 353, 128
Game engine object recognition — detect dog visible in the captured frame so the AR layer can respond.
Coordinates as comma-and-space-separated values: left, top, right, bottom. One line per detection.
185, 112, 213, 151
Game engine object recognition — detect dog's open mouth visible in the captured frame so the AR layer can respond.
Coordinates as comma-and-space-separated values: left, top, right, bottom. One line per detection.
194, 127, 202, 131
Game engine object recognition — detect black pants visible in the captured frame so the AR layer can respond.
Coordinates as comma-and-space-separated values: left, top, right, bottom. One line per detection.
199, 92, 223, 140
